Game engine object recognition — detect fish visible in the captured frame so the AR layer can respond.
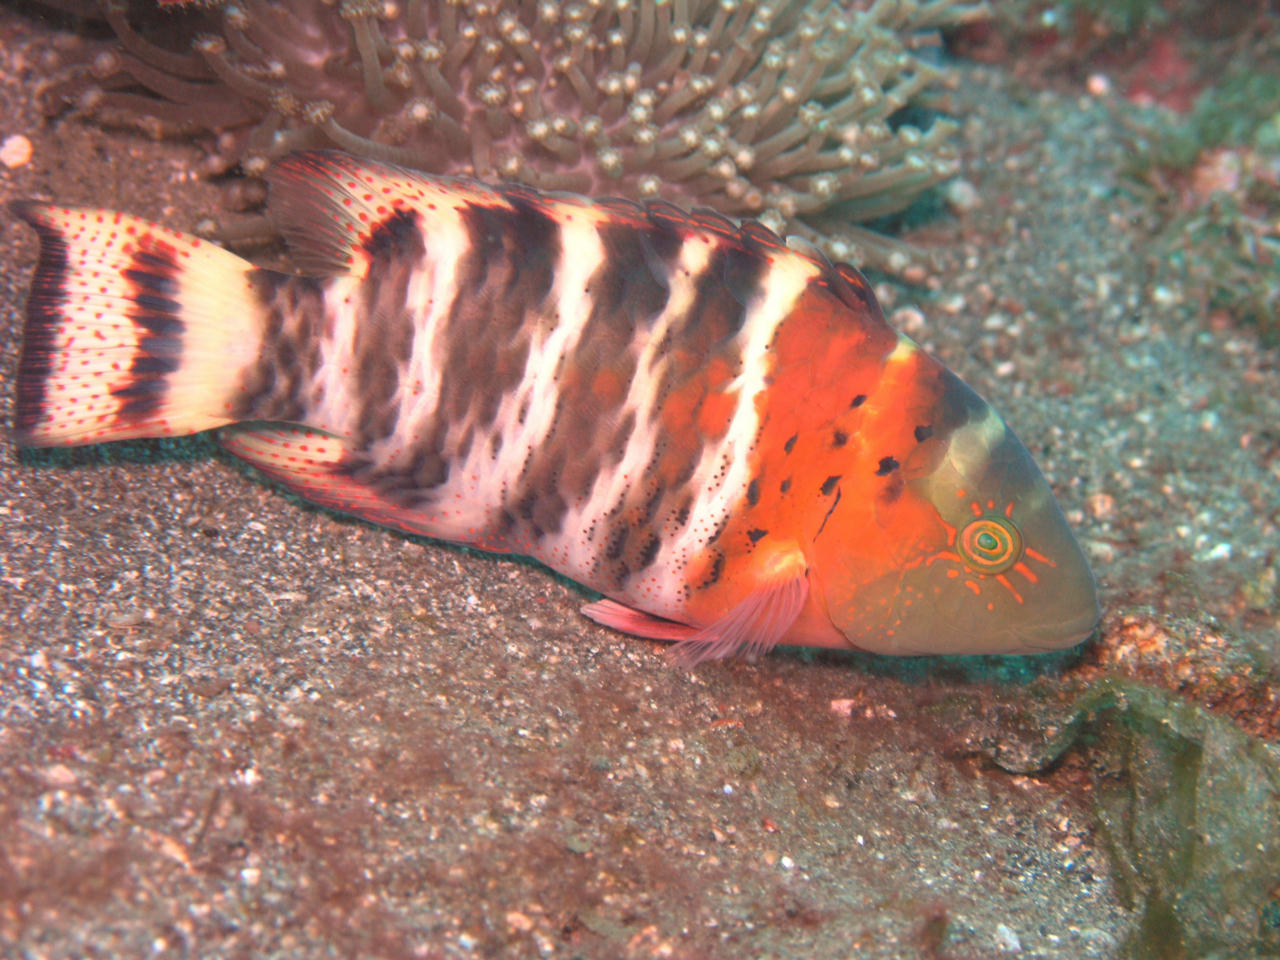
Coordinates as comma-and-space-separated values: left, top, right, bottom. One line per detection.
10, 150, 1099, 663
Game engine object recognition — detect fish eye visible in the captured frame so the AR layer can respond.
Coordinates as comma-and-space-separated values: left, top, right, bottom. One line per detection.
957, 515, 1022, 576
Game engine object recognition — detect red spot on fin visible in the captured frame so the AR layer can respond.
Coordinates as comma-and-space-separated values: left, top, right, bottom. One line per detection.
220, 425, 434, 539
266, 150, 495, 277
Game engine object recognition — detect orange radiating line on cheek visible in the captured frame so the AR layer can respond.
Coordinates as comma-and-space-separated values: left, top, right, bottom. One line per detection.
963, 580, 981, 596
1024, 546, 1058, 568
996, 573, 1024, 604
1012, 560, 1038, 584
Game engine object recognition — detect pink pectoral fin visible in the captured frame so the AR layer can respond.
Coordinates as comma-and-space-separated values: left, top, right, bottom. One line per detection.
581, 599, 699, 642
581, 571, 810, 666
670, 572, 809, 666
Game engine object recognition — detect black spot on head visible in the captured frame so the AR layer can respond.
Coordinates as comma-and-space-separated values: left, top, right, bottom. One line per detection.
784, 434, 798, 454
780, 477, 791, 494
832, 430, 847, 448
747, 528, 768, 544
821, 475, 841, 496
746, 477, 761, 506
914, 424, 933, 443
875, 456, 899, 476
878, 474, 905, 506
851, 394, 867, 408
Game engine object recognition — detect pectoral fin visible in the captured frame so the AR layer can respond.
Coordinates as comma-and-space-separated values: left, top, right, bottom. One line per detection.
580, 550, 810, 666
669, 569, 809, 666
581, 599, 698, 642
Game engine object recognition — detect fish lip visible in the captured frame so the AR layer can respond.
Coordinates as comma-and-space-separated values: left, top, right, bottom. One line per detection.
1010, 599, 1102, 654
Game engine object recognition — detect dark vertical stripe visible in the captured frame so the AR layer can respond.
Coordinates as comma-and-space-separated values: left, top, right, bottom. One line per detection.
351, 208, 428, 443
115, 236, 185, 424
355, 192, 563, 512
502, 211, 682, 555
233, 270, 328, 423
11, 204, 68, 437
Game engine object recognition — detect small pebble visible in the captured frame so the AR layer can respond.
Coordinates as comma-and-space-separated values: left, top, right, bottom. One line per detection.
505, 911, 534, 932
995, 922, 1022, 953
1, 134, 32, 169
829, 698, 857, 717
1086, 73, 1111, 97
1086, 493, 1115, 519
944, 178, 980, 213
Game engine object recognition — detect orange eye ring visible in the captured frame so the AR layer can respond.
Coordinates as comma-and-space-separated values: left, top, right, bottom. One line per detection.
957, 515, 1023, 576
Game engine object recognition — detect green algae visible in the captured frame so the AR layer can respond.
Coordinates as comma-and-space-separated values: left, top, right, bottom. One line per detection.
993, 677, 1280, 959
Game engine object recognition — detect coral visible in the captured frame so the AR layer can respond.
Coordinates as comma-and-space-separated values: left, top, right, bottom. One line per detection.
36, 0, 988, 273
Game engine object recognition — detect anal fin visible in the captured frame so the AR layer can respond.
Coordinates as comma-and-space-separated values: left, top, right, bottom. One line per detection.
220, 424, 421, 535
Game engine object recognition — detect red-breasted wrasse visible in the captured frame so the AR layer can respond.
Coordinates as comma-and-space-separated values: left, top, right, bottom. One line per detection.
11, 151, 1099, 663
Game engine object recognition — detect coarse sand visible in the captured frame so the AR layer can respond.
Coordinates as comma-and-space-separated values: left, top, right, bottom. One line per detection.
1, 5, 1277, 958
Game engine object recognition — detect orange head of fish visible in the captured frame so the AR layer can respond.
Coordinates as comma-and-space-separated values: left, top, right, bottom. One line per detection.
793, 345, 1100, 657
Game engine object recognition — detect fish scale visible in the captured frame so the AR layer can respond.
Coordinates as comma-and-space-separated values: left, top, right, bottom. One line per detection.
10, 150, 1100, 663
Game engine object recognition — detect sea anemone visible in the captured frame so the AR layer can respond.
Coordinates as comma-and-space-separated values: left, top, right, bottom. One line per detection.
37, 0, 988, 272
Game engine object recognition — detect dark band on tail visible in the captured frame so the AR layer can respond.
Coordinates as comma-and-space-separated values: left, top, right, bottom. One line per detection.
10, 200, 68, 440
112, 240, 186, 423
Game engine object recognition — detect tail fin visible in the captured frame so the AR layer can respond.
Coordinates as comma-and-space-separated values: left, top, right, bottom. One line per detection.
11, 202, 268, 447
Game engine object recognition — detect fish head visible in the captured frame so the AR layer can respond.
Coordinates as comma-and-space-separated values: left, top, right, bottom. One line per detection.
809, 361, 1099, 656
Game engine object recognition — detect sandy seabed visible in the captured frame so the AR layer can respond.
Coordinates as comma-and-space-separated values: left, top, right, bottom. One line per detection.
1, 5, 1277, 958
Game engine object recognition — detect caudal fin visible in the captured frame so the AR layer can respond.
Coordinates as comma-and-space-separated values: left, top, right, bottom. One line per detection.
11, 202, 269, 447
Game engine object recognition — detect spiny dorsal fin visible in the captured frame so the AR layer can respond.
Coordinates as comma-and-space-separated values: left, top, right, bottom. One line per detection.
267, 150, 502, 277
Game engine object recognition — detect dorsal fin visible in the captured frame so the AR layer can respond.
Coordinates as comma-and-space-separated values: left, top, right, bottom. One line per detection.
266, 150, 502, 277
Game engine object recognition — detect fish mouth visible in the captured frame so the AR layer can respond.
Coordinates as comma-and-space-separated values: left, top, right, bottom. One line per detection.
998, 600, 1102, 655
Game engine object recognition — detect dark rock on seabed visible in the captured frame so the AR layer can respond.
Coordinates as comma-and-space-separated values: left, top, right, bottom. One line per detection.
1, 5, 1277, 958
